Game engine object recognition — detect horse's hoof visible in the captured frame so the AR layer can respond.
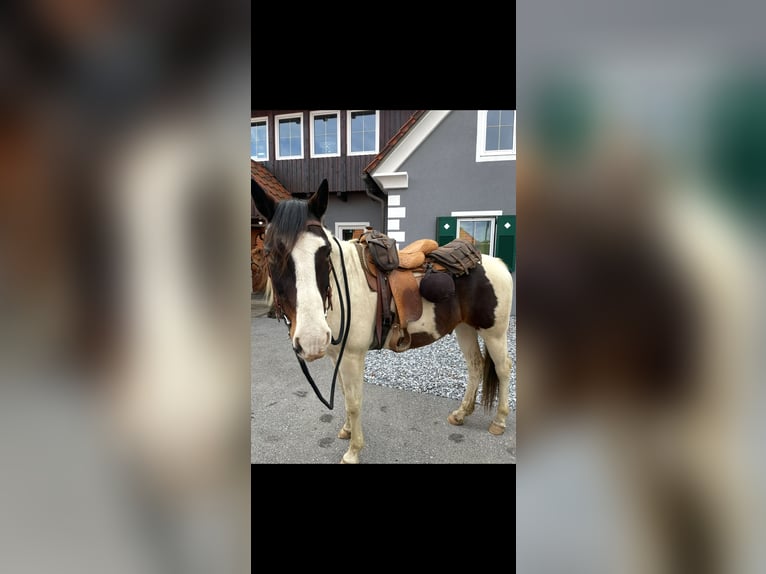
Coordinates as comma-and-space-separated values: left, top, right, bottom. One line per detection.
337, 428, 351, 440
447, 413, 464, 426
341, 454, 358, 464
488, 422, 505, 436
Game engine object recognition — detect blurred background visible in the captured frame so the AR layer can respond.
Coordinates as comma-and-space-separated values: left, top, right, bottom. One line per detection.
0, 0, 250, 572
4, 0, 766, 570
517, 1, 765, 573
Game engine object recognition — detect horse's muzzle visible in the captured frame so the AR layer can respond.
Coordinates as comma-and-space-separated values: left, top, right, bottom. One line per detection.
293, 331, 330, 362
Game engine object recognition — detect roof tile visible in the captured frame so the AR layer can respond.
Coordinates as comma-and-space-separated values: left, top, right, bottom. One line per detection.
251, 160, 292, 219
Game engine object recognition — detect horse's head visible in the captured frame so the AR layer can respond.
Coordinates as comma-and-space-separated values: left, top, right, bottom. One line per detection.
252, 178, 333, 361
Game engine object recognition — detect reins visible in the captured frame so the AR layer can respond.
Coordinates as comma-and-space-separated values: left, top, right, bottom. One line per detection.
271, 234, 351, 410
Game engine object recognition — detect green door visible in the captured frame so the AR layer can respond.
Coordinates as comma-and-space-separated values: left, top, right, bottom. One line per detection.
495, 215, 516, 272
435, 216, 457, 246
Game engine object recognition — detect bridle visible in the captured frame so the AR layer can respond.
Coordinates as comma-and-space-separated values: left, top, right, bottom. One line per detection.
265, 223, 351, 410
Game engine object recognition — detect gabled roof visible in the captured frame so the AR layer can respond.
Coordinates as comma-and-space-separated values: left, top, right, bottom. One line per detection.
362, 110, 452, 192
363, 110, 427, 174
251, 160, 291, 201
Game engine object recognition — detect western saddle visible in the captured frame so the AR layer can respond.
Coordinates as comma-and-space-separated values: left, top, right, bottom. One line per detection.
353, 228, 482, 351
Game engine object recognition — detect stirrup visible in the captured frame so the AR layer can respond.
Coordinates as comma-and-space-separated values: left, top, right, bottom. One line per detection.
391, 324, 412, 352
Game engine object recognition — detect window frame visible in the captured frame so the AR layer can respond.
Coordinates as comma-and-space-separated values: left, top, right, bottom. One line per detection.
334, 222, 370, 241
309, 110, 341, 158
250, 116, 269, 162
346, 110, 380, 156
476, 110, 516, 162
456, 216, 496, 256
275, 112, 304, 160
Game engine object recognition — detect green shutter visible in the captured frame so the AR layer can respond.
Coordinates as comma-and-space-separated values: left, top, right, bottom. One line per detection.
436, 216, 458, 246
495, 215, 516, 272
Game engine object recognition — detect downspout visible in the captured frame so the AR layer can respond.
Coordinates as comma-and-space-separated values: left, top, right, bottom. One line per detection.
363, 173, 387, 233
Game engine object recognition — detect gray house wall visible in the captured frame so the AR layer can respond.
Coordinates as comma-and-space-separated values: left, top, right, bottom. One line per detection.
391, 110, 516, 314
324, 194, 382, 236
394, 110, 515, 243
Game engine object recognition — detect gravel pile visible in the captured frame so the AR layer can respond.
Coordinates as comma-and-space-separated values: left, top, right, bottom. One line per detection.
363, 316, 516, 411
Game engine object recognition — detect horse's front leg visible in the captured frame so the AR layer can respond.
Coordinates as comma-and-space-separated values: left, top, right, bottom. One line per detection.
334, 359, 352, 440
338, 353, 365, 464
336, 367, 351, 440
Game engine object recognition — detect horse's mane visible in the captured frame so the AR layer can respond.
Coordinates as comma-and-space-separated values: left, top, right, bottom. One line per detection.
264, 199, 310, 271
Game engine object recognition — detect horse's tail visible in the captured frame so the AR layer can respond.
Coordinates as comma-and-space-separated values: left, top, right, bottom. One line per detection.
481, 346, 500, 411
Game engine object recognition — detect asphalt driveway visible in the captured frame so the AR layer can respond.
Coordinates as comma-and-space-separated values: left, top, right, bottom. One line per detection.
251, 308, 516, 464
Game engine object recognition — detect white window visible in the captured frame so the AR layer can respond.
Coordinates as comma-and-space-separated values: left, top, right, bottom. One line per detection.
275, 112, 304, 160
250, 117, 268, 161
347, 110, 379, 156
310, 111, 340, 158
457, 218, 496, 256
334, 222, 369, 241
476, 110, 516, 162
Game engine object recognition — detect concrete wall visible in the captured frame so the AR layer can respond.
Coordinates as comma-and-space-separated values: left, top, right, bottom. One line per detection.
392, 110, 516, 245
324, 192, 383, 237
389, 110, 516, 314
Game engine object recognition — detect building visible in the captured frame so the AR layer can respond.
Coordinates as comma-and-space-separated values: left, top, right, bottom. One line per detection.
251, 110, 516, 311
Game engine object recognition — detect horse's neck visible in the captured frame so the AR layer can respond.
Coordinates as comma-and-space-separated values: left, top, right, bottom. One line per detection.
321, 235, 358, 341
330, 236, 364, 284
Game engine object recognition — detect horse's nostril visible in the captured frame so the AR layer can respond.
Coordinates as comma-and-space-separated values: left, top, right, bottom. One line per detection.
293, 338, 303, 355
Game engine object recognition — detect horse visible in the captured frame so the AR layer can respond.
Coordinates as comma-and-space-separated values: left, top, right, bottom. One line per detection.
252, 178, 514, 464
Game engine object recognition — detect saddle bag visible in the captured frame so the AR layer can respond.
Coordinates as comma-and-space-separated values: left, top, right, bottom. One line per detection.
426, 239, 483, 276
360, 227, 399, 272
419, 267, 455, 303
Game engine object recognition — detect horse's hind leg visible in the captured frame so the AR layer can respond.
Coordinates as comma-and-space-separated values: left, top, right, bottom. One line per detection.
448, 323, 483, 426
482, 327, 512, 435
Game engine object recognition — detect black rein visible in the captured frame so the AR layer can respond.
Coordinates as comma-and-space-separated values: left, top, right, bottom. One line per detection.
293, 235, 351, 409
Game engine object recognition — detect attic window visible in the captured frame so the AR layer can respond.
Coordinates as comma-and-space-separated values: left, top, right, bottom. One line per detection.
250, 117, 268, 161
310, 111, 340, 158
476, 110, 516, 162
275, 112, 304, 160
347, 110, 379, 156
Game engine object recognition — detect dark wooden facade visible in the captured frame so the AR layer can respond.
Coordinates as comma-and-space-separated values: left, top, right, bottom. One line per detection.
250, 110, 417, 195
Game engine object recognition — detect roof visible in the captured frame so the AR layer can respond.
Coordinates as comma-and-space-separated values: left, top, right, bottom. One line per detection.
363, 110, 427, 174
251, 160, 292, 201
251, 160, 291, 220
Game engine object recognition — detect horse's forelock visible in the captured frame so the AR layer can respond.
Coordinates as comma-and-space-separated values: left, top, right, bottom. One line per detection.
264, 200, 310, 272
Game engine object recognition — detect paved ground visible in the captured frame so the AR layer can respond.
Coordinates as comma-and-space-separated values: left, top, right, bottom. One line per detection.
251, 301, 516, 464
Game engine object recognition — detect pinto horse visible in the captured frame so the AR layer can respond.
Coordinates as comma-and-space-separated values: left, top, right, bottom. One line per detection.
252, 178, 513, 464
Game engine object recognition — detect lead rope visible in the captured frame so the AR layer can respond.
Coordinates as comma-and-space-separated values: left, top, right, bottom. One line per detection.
294, 236, 350, 409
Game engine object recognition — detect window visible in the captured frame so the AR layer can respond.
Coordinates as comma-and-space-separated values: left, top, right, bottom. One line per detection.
436, 213, 515, 272
476, 110, 516, 162
458, 218, 495, 255
335, 222, 369, 241
250, 117, 268, 161
275, 112, 304, 160
310, 111, 340, 158
347, 110, 379, 155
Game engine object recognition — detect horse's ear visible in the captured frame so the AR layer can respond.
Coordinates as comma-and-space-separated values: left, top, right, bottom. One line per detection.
251, 178, 276, 221
308, 179, 329, 221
